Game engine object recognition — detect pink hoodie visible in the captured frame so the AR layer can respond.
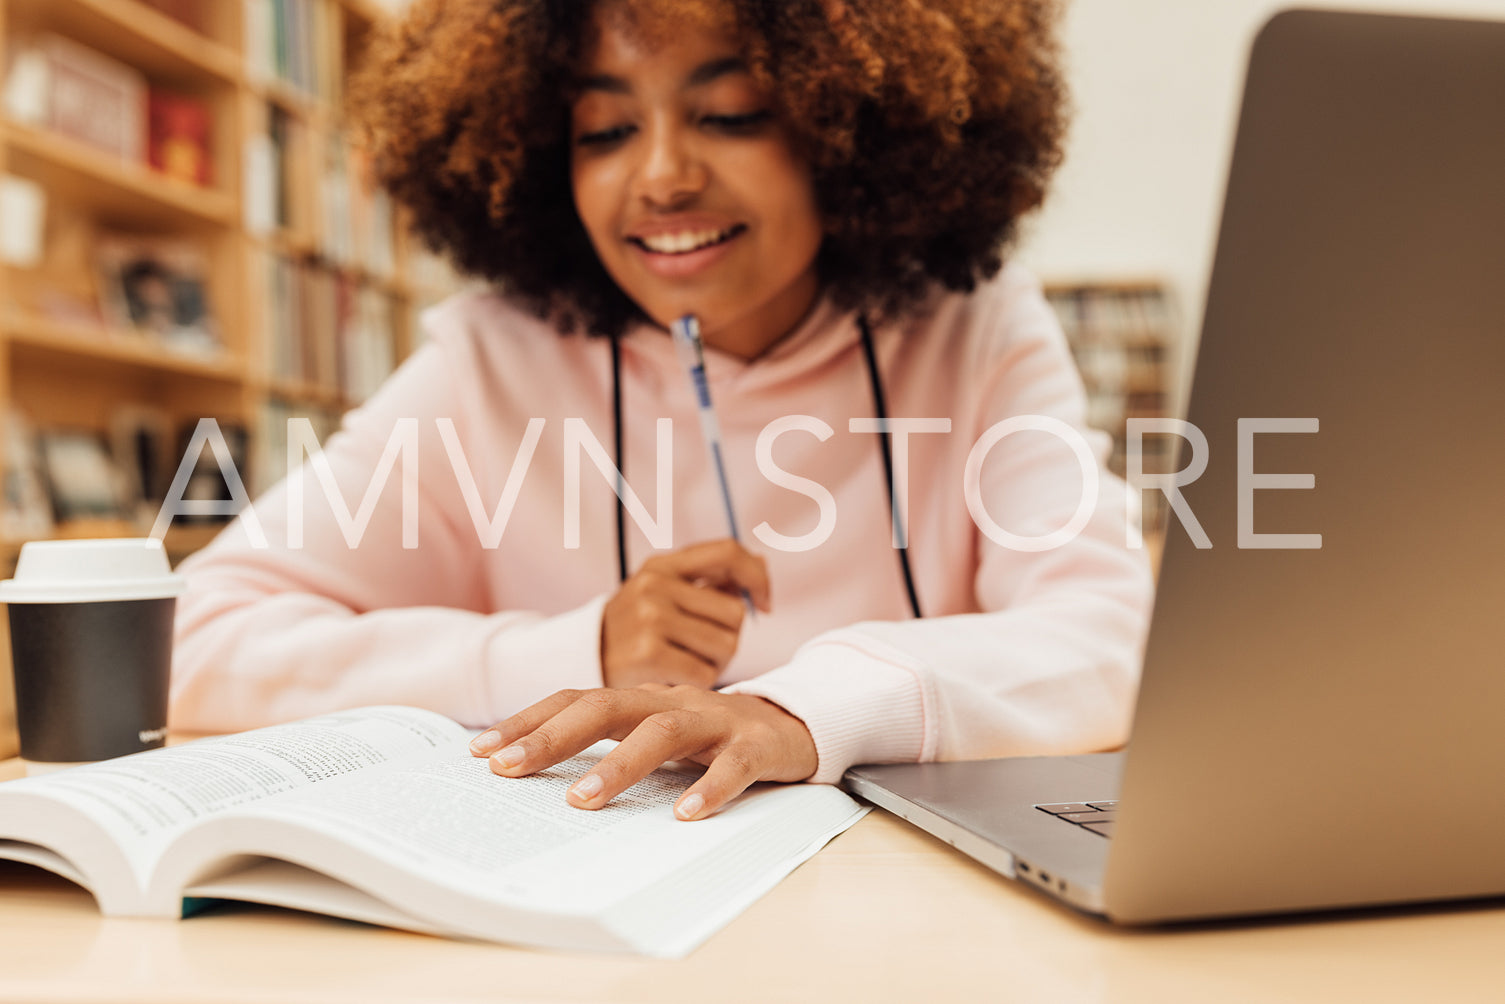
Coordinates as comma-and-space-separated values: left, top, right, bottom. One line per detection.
170, 264, 1154, 783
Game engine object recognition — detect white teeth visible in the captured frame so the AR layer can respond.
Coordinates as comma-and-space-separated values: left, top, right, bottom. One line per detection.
639, 228, 735, 254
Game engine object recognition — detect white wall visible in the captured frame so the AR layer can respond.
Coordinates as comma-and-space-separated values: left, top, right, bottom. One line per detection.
1016, 0, 1505, 402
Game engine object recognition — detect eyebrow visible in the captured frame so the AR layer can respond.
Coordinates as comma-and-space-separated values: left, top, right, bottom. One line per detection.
577, 56, 750, 95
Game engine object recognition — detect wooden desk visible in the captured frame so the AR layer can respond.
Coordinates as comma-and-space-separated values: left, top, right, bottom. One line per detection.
1, 754, 1501, 1004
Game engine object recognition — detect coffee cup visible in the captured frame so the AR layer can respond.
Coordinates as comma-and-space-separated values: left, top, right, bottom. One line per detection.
0, 538, 185, 771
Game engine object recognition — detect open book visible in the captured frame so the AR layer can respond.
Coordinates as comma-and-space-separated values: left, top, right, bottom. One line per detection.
0, 706, 866, 957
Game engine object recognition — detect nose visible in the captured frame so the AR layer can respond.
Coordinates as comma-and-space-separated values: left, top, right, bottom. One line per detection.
633, 116, 707, 208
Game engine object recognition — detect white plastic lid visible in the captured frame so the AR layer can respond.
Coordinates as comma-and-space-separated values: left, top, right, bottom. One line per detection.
0, 538, 186, 604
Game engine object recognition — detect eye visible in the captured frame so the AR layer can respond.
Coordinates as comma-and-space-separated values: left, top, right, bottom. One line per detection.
702, 110, 774, 133
576, 124, 636, 148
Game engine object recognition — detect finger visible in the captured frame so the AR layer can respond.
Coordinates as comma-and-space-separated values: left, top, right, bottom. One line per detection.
469, 689, 582, 757
488, 688, 657, 777
608, 587, 729, 670
654, 540, 772, 612
674, 742, 767, 820
668, 577, 746, 632
656, 602, 740, 668
566, 709, 711, 809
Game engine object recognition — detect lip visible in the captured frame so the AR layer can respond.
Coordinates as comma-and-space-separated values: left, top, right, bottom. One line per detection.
627, 225, 747, 281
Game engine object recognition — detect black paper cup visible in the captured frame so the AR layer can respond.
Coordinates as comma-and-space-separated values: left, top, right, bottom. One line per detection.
1, 539, 185, 768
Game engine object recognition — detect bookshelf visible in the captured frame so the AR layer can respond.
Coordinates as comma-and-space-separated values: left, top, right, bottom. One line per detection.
0, 0, 458, 573
1044, 278, 1177, 540
0, 0, 465, 756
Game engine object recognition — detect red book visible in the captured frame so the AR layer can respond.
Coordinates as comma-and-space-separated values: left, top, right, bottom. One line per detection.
148, 89, 213, 187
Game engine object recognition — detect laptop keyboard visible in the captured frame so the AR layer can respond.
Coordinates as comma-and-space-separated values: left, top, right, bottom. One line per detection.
1035, 801, 1118, 837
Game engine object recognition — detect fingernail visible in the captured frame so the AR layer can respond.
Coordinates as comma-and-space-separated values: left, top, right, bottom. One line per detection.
570, 774, 604, 800
492, 745, 525, 769
676, 793, 705, 820
470, 730, 501, 755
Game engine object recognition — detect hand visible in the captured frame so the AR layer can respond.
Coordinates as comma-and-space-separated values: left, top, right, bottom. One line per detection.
468, 684, 818, 820
601, 539, 771, 690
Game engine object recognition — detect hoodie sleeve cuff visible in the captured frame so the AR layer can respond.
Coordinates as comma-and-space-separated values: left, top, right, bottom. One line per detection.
721, 637, 931, 784
477, 595, 608, 723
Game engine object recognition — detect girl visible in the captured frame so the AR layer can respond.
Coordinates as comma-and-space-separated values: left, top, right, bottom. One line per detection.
170, 0, 1154, 822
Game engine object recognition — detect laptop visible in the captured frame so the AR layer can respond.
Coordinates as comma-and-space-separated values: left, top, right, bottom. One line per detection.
842, 8, 1505, 924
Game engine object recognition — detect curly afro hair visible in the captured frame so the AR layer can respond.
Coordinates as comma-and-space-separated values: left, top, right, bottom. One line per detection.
349, 0, 1068, 338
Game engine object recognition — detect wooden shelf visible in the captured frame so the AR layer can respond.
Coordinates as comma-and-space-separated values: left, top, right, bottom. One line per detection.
0, 0, 448, 564
2, 312, 243, 382
331, 262, 407, 299
1, 119, 236, 230
257, 229, 320, 260
263, 378, 348, 411
3, 0, 241, 87
1044, 276, 1169, 295
248, 77, 327, 123
253, 231, 406, 297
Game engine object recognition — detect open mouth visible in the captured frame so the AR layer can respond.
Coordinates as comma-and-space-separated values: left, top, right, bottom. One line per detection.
629, 224, 747, 256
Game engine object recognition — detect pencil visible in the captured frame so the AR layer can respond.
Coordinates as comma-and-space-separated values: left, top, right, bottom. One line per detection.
669, 314, 756, 616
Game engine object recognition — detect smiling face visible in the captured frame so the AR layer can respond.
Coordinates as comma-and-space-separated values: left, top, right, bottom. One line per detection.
569, 3, 825, 359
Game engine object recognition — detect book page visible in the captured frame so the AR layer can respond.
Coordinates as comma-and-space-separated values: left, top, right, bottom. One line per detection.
188, 859, 449, 937
212, 745, 692, 899
168, 745, 866, 955
0, 839, 87, 886
0, 706, 467, 897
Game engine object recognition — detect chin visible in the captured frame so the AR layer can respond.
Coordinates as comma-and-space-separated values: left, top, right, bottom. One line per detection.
640, 298, 730, 332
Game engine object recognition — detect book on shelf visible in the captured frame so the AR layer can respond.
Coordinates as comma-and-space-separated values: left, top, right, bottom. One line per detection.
244, 0, 339, 100
1, 409, 55, 541
107, 405, 177, 528
243, 0, 275, 84
244, 108, 300, 235
305, 266, 341, 390
1046, 281, 1177, 538
262, 251, 300, 383
147, 88, 214, 188
268, 106, 297, 229
0, 706, 867, 958
243, 131, 279, 235
321, 137, 396, 279
93, 233, 222, 360
255, 398, 339, 494
0, 174, 46, 269
261, 252, 397, 401
35, 428, 131, 523
172, 418, 249, 525
2, 34, 146, 163
1046, 283, 1174, 447
343, 284, 397, 402
264, 253, 317, 387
